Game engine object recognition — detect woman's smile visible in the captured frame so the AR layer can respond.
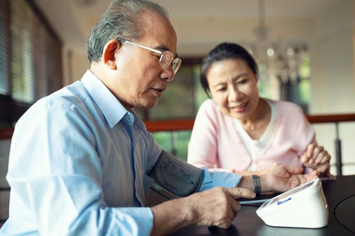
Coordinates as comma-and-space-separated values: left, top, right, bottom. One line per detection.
229, 102, 248, 113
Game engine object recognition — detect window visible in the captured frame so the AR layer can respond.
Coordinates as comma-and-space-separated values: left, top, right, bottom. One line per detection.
0, 0, 63, 128
0, 1, 10, 96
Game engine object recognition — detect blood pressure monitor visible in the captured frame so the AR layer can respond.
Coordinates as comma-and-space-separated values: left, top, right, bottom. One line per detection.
256, 178, 328, 228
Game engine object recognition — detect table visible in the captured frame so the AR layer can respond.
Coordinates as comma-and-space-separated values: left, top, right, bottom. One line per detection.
145, 175, 355, 236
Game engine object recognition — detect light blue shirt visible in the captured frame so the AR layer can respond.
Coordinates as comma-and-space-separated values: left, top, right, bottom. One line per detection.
1, 70, 241, 236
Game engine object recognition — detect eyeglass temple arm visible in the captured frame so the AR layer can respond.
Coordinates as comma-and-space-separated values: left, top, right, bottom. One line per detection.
116, 38, 126, 43
116, 38, 162, 55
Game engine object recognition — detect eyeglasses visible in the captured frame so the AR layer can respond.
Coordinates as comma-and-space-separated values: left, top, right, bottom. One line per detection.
117, 38, 182, 80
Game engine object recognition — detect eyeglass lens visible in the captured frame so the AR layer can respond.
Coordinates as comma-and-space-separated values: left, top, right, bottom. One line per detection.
159, 51, 181, 74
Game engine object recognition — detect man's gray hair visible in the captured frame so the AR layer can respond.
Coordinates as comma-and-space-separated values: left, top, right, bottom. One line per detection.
86, 0, 169, 63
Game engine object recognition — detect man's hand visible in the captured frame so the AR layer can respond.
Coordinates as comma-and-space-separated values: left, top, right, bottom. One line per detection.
150, 187, 255, 235
260, 164, 318, 193
186, 187, 255, 228
301, 144, 331, 176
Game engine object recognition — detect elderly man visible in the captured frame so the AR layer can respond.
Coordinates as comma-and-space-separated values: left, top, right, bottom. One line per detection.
1, 0, 317, 235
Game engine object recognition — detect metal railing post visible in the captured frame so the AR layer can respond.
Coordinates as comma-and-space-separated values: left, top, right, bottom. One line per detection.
335, 122, 342, 176
170, 131, 177, 156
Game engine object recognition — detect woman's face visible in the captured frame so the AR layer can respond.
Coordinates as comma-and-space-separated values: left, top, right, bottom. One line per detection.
206, 58, 259, 121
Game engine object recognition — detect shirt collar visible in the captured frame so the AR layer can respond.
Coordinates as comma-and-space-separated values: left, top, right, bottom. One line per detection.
81, 70, 127, 128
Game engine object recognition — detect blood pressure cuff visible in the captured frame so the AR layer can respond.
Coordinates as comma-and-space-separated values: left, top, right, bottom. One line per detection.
148, 150, 204, 197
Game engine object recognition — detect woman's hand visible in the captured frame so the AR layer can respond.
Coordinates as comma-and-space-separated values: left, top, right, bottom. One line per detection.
301, 144, 332, 176
260, 164, 319, 193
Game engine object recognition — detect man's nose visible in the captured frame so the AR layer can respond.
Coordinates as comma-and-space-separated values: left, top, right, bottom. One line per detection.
161, 66, 175, 82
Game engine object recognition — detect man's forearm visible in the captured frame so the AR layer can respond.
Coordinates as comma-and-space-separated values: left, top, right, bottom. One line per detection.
150, 197, 196, 236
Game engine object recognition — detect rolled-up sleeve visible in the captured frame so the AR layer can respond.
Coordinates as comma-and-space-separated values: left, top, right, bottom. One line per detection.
199, 167, 242, 192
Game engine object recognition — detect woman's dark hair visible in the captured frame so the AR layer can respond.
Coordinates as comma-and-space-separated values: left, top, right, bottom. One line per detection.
200, 42, 258, 96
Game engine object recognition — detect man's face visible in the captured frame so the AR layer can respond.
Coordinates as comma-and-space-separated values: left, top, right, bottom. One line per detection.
110, 10, 178, 110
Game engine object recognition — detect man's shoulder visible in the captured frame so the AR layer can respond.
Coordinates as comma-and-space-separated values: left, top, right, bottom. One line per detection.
15, 81, 97, 135
48, 81, 88, 107
31, 81, 94, 116
24, 81, 90, 119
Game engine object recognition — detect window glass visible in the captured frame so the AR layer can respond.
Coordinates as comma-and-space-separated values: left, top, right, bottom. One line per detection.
193, 65, 209, 112
11, 0, 36, 103
0, 1, 10, 95
149, 65, 195, 120
0, 0, 62, 127
153, 131, 192, 161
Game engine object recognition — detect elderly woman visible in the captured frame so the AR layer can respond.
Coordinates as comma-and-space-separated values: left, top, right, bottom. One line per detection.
188, 42, 331, 176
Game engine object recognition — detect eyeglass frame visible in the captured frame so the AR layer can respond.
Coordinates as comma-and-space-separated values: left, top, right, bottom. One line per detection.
116, 38, 182, 80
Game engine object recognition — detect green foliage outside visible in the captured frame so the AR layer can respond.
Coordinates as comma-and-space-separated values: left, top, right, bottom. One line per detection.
153, 131, 191, 162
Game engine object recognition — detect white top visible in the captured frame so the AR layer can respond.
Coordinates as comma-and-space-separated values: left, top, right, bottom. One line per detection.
233, 100, 277, 171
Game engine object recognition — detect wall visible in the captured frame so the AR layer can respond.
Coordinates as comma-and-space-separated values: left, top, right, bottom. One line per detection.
174, 18, 315, 57
310, 0, 355, 114
309, 0, 355, 175
61, 18, 317, 85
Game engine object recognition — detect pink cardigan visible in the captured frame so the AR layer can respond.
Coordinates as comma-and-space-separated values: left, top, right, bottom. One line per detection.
187, 99, 316, 172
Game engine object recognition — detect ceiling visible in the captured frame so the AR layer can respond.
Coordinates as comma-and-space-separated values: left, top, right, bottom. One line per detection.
33, 0, 344, 49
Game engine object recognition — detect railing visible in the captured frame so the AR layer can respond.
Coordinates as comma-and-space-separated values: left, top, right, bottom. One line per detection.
1, 114, 355, 175
0, 128, 14, 140
145, 114, 355, 131
145, 114, 355, 176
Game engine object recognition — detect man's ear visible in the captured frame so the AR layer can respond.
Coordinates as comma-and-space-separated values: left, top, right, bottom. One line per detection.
102, 39, 121, 69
